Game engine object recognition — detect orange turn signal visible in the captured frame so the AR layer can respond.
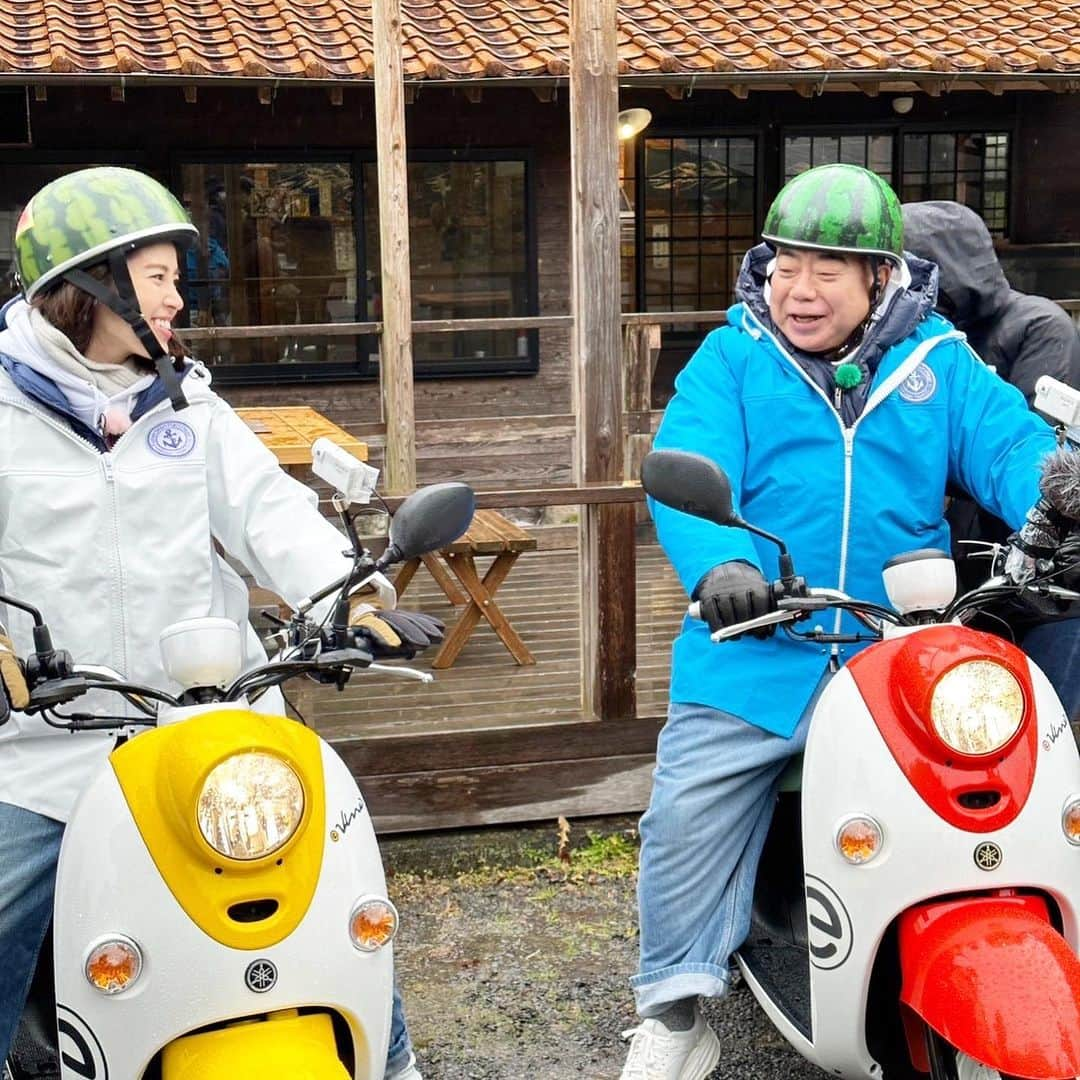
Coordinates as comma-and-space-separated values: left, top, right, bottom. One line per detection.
835, 816, 884, 865
349, 897, 398, 952
85, 936, 143, 994
1064, 799, 1080, 847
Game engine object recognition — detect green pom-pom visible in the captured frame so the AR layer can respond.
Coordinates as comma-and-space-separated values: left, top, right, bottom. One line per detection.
834, 362, 864, 390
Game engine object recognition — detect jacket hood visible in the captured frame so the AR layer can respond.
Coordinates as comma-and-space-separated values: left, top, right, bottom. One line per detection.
900, 201, 1010, 326
0, 297, 207, 445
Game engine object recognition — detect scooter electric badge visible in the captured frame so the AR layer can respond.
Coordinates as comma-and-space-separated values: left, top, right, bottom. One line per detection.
805, 875, 854, 970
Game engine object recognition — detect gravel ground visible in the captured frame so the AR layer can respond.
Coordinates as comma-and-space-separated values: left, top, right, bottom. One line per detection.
382, 817, 825, 1080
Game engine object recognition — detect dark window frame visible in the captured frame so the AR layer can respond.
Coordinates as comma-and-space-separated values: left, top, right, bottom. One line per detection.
778, 121, 1017, 239
630, 126, 763, 315
358, 146, 540, 380
169, 148, 538, 387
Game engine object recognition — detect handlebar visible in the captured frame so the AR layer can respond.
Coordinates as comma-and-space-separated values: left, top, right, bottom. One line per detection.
688, 576, 1080, 644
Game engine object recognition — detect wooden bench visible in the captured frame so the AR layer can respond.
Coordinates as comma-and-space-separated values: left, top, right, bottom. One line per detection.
393, 509, 538, 668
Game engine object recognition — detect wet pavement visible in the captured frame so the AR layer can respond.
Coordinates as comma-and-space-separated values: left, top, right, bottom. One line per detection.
383, 817, 824, 1080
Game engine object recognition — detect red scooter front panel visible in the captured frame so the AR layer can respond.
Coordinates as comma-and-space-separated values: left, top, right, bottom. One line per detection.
899, 893, 1080, 1079
846, 626, 1038, 832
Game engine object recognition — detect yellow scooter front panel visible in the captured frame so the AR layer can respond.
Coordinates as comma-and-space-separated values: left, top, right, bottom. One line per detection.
162, 1010, 351, 1078
111, 709, 326, 950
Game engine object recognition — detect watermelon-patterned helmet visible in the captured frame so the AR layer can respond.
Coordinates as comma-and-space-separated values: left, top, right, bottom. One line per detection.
14, 167, 198, 299
762, 164, 904, 266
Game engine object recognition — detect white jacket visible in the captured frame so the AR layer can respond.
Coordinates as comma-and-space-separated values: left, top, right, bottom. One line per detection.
0, 345, 357, 821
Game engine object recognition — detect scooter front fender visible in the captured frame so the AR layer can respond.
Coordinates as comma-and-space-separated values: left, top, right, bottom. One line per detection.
161, 1010, 352, 1079
899, 895, 1080, 1079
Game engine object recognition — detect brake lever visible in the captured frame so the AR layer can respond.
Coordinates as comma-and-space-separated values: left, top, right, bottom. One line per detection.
26, 677, 89, 711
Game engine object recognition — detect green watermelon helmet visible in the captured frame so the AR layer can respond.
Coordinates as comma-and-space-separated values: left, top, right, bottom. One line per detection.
14, 166, 197, 300
13, 167, 198, 410
762, 164, 904, 266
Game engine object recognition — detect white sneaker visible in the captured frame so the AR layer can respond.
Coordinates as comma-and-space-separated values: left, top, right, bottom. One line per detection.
954, 1050, 1002, 1080
386, 1051, 423, 1080
619, 1006, 721, 1080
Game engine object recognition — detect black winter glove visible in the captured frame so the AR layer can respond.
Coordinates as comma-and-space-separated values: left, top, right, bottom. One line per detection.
693, 560, 776, 638
349, 602, 446, 659
1053, 531, 1080, 592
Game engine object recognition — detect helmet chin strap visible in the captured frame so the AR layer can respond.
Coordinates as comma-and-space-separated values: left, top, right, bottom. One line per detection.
823, 256, 884, 362
64, 250, 188, 412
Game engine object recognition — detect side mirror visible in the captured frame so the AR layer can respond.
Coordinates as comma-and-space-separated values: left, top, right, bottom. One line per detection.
640, 450, 735, 527
378, 483, 476, 568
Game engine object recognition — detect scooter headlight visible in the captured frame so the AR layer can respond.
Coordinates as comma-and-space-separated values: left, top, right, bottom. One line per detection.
197, 752, 304, 861
929, 660, 1024, 756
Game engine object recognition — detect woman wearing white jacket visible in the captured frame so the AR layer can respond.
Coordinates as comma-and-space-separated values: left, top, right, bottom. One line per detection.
0, 167, 432, 1080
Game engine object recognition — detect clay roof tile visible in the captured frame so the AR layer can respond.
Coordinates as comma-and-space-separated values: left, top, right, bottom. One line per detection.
0, 0, 1070, 79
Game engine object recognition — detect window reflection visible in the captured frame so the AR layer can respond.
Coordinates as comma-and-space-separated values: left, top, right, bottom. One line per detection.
640, 136, 757, 313
179, 162, 358, 367
362, 158, 533, 372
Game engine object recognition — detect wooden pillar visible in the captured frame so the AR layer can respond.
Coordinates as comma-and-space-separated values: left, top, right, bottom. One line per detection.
570, 0, 636, 720
372, 0, 417, 494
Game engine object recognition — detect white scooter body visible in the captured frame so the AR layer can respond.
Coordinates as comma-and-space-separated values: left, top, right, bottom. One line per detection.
737, 643, 1080, 1079
52, 726, 392, 1079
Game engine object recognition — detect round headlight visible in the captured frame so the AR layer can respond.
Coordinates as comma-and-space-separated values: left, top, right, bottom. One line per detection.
930, 660, 1024, 756
197, 752, 304, 860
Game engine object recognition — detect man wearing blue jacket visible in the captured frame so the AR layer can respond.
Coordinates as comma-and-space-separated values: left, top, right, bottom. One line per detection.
620, 164, 1070, 1080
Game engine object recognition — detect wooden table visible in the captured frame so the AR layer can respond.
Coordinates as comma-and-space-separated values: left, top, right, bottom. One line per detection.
234, 405, 367, 470
394, 509, 538, 669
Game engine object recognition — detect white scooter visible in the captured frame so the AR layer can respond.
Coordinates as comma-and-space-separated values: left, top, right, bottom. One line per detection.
642, 448, 1080, 1080
4, 465, 475, 1080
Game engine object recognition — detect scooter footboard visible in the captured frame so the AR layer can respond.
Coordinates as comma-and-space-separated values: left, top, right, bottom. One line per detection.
898, 894, 1080, 1079
161, 1009, 352, 1079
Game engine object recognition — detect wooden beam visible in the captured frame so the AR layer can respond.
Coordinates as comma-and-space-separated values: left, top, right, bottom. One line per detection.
728, 83, 749, 99
183, 85, 198, 104
110, 84, 125, 103
532, 86, 556, 103
33, 85, 47, 102
372, 0, 417, 493
918, 78, 944, 97
570, 0, 635, 721
860, 81, 880, 97
257, 85, 273, 105
665, 85, 687, 100
404, 84, 417, 105
463, 86, 483, 103
328, 85, 344, 106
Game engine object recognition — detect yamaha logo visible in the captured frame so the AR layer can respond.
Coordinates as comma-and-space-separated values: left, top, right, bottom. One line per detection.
974, 842, 1003, 871
245, 959, 278, 993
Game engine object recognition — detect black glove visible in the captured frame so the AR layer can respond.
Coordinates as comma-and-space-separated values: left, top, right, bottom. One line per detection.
1053, 532, 1080, 592
693, 560, 776, 638
349, 602, 445, 659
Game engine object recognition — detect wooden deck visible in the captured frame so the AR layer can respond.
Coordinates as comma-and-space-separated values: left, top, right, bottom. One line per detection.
299, 538, 685, 832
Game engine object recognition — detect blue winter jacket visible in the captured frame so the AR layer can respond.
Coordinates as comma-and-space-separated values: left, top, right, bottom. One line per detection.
651, 251, 1058, 738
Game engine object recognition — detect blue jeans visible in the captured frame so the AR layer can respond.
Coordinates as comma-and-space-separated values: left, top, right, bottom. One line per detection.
631, 698, 814, 1017
0, 802, 415, 1076
1020, 616, 1080, 723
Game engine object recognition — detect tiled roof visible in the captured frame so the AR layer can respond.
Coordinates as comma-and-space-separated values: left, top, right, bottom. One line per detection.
0, 0, 1076, 80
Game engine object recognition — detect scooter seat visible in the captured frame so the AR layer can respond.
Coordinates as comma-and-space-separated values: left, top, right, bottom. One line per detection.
777, 754, 804, 793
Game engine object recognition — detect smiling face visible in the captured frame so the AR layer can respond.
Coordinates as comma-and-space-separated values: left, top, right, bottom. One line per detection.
85, 243, 184, 365
768, 247, 890, 354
